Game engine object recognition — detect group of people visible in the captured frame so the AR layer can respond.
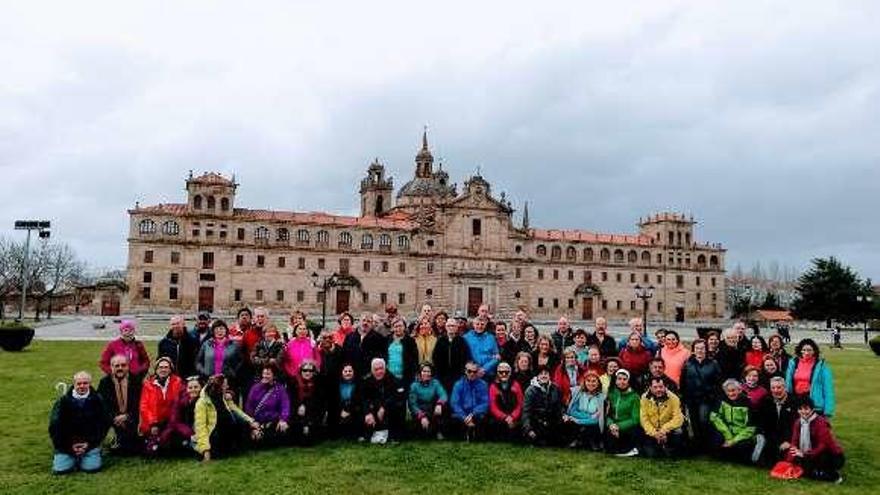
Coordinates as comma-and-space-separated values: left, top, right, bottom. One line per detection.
50, 305, 845, 483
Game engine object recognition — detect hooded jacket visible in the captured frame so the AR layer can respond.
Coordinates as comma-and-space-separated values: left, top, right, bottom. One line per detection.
567, 387, 605, 429
784, 357, 835, 418
607, 386, 640, 432
139, 374, 184, 434
408, 378, 448, 419
640, 391, 684, 436
451, 376, 490, 419
522, 381, 563, 432
463, 330, 500, 376
709, 394, 757, 445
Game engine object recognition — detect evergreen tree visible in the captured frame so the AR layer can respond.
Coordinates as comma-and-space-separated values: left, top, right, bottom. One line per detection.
792, 257, 868, 323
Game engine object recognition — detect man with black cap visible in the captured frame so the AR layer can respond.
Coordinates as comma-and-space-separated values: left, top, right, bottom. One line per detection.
189, 311, 212, 346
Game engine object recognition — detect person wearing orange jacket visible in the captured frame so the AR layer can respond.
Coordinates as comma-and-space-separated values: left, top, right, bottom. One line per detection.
139, 357, 184, 454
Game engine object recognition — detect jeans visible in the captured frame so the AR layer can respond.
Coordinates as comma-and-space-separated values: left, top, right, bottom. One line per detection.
52, 448, 102, 474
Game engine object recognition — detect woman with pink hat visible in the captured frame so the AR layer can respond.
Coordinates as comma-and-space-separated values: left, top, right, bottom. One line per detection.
99, 319, 151, 377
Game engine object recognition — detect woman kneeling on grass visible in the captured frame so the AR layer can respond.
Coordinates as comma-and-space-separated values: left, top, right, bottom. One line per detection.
245, 365, 290, 447
195, 374, 261, 461
783, 396, 845, 483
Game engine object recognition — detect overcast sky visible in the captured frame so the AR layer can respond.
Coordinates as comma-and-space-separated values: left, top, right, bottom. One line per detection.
2, 1, 878, 280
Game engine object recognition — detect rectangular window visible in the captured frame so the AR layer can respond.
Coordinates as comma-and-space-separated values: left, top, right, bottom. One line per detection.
601, 272, 607, 282
298, 257, 306, 270
630, 300, 636, 310
362, 292, 369, 303
170, 273, 179, 285
568, 270, 574, 281
202, 252, 214, 269
142, 287, 151, 299
657, 274, 663, 284
601, 299, 608, 310
568, 299, 574, 309
192, 229, 200, 237
169, 287, 178, 300
676, 275, 684, 289
584, 271, 592, 283
199, 273, 215, 281
553, 298, 559, 309
235, 254, 244, 266
643, 273, 649, 283
170, 251, 180, 264
399, 262, 406, 274
363, 260, 371, 272
658, 302, 663, 312
318, 258, 325, 270
144, 250, 154, 263
382, 261, 389, 273
205, 230, 214, 237
696, 276, 701, 287
380, 292, 388, 304
472, 218, 482, 236
553, 269, 559, 280
276, 290, 284, 302
219, 231, 227, 239
616, 300, 622, 310
630, 273, 636, 283
538, 297, 544, 308
143, 271, 152, 283
656, 253, 662, 264
696, 292, 702, 301
712, 293, 717, 301
317, 292, 325, 303
515, 268, 522, 279
538, 269, 544, 280
234, 289, 242, 302
427, 262, 434, 274
256, 290, 263, 301
616, 273, 622, 283
237, 228, 245, 240
711, 277, 717, 288
278, 256, 286, 268
340, 258, 350, 275
257, 255, 265, 268
296, 290, 305, 302
398, 292, 406, 304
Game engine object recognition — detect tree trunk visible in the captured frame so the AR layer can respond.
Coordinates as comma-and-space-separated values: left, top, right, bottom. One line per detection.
34, 298, 41, 321
47, 294, 53, 319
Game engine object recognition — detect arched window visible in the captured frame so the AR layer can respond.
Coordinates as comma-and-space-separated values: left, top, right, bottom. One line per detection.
193, 195, 202, 210
296, 229, 310, 244
220, 197, 230, 211
536, 245, 547, 257
566, 246, 577, 261
709, 255, 719, 269
379, 233, 392, 249
255, 226, 270, 241
550, 246, 562, 260
139, 219, 156, 235
627, 250, 638, 264
375, 195, 384, 215
583, 247, 594, 262
161, 220, 179, 236
338, 231, 353, 248
276, 228, 290, 242
316, 230, 329, 245
207, 196, 216, 209
361, 233, 374, 249
613, 249, 624, 263
641, 250, 651, 265
398, 235, 410, 250
697, 254, 707, 267
600, 248, 610, 261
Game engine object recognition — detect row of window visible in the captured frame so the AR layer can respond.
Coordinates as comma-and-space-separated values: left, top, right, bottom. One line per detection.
192, 195, 230, 211
530, 244, 719, 269
533, 297, 718, 312
140, 285, 409, 306
519, 267, 718, 288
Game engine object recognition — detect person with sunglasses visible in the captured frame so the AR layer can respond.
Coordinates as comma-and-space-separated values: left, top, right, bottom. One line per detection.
487, 362, 524, 442
450, 361, 490, 441
289, 360, 325, 445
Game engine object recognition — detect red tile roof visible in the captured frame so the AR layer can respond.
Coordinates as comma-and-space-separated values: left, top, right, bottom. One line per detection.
130, 203, 417, 230
530, 228, 655, 247
756, 309, 794, 322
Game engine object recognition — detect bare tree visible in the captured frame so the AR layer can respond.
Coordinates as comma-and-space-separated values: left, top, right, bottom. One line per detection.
40, 243, 85, 319
0, 237, 16, 320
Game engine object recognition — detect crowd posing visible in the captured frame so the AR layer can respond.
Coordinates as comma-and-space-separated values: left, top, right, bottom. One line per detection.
50, 304, 844, 483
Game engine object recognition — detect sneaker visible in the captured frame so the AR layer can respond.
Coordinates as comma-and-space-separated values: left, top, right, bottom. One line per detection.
834, 474, 844, 485
615, 448, 639, 457
568, 440, 579, 449
371, 430, 389, 444
436, 432, 445, 441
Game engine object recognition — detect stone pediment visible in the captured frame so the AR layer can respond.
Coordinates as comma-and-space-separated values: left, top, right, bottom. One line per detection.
448, 176, 513, 214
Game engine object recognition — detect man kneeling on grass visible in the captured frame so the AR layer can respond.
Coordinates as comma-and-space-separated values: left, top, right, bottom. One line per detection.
49, 371, 109, 475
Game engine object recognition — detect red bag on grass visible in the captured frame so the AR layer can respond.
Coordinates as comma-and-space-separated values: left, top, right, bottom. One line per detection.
770, 460, 804, 480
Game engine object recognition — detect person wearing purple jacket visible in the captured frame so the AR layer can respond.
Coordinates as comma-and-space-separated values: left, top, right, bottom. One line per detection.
245, 365, 290, 446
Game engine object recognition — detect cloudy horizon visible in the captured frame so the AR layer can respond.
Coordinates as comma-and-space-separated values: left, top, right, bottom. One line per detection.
2, 1, 878, 280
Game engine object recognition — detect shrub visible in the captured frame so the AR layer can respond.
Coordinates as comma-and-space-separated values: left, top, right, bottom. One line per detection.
0, 323, 35, 351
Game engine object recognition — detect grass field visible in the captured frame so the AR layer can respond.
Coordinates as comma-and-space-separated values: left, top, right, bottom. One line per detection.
1, 341, 878, 494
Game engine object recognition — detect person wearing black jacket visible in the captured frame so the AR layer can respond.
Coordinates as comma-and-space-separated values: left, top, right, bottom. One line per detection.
501, 322, 529, 366
49, 371, 110, 474
343, 314, 388, 378
758, 376, 798, 463
716, 328, 746, 380
157, 315, 199, 380
386, 317, 419, 390
637, 358, 679, 395
551, 317, 575, 359
359, 358, 407, 443
97, 355, 143, 454
587, 317, 618, 358
522, 366, 564, 446
326, 364, 361, 440
680, 339, 722, 450
289, 361, 326, 445
433, 318, 472, 393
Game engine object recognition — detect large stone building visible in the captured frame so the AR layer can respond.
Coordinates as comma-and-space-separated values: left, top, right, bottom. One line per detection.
125, 134, 726, 321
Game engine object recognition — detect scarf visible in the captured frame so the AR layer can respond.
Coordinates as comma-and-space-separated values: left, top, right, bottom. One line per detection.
72, 388, 90, 400
799, 413, 817, 453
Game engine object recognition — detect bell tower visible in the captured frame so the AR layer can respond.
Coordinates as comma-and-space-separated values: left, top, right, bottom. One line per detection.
359, 159, 394, 217
186, 171, 237, 217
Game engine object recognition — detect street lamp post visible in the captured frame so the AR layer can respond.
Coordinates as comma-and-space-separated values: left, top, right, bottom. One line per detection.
310, 271, 340, 331
634, 284, 655, 336
13, 220, 51, 321
857, 295, 874, 346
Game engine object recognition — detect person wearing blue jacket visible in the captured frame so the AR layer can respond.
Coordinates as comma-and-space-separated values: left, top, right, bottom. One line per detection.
784, 338, 836, 418
564, 371, 605, 451
408, 363, 449, 439
616, 318, 658, 354
450, 362, 490, 440
463, 317, 500, 380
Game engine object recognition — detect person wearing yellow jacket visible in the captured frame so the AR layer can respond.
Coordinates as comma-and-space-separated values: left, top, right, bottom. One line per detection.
194, 374, 261, 461
639, 376, 685, 458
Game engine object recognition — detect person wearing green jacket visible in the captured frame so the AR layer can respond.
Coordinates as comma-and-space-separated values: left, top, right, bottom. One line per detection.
408, 363, 448, 439
605, 369, 641, 456
709, 379, 766, 464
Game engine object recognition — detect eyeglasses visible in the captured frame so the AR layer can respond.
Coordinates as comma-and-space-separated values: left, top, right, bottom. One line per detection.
465, 369, 478, 375
497, 370, 510, 375
302, 369, 316, 373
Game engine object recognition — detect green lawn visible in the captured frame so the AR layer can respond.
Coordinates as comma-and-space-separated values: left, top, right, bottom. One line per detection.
1, 341, 878, 494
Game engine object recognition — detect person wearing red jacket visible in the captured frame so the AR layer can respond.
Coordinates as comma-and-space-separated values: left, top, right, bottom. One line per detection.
553, 349, 584, 406
487, 362, 524, 442
619, 332, 652, 379
785, 397, 845, 483
99, 319, 151, 377
139, 357, 184, 454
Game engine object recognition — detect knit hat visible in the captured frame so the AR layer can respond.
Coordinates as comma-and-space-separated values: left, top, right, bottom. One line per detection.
615, 369, 630, 379
119, 319, 136, 333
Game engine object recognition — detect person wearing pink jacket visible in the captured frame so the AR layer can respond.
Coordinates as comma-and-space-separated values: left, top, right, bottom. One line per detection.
99, 320, 151, 377
281, 323, 322, 380
658, 330, 690, 386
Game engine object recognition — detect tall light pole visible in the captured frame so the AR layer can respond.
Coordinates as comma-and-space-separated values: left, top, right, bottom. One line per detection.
857, 294, 874, 346
310, 271, 340, 332
14, 220, 51, 321
634, 284, 655, 335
